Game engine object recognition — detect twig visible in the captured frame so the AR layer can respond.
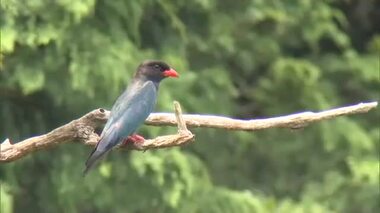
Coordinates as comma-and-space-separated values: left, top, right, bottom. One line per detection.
0, 101, 377, 162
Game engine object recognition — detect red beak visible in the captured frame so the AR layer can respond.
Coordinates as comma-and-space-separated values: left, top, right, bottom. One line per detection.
163, 68, 179, 78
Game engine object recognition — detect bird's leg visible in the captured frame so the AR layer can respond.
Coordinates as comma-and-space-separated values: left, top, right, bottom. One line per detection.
130, 134, 145, 142
122, 134, 145, 149
129, 134, 145, 150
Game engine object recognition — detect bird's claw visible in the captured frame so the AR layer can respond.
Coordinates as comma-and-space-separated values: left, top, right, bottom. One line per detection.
122, 134, 145, 150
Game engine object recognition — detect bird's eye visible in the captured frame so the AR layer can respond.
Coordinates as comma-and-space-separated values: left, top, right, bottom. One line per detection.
154, 64, 160, 69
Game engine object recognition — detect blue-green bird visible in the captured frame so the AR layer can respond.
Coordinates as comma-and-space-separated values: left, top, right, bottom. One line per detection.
84, 60, 179, 175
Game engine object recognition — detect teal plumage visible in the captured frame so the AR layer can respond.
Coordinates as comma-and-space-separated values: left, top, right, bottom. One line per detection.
84, 60, 178, 175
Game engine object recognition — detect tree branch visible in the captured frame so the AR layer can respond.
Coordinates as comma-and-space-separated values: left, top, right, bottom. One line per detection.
1, 101, 377, 162
146, 102, 378, 130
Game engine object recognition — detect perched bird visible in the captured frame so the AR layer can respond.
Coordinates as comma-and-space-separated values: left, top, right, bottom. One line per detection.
84, 60, 179, 175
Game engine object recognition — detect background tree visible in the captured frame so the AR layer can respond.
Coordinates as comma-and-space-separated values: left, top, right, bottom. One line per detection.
1, 0, 379, 212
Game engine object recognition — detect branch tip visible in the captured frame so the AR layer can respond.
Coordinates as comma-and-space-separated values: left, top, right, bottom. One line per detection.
174, 101, 188, 132
0, 138, 13, 152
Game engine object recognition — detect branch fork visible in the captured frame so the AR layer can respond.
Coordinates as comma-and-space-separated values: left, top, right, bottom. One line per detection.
1, 101, 195, 162
129, 101, 194, 150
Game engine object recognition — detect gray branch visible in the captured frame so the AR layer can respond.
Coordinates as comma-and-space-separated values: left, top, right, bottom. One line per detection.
1, 101, 377, 162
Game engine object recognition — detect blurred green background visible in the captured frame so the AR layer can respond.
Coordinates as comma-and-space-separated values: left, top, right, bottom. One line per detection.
0, 0, 379, 212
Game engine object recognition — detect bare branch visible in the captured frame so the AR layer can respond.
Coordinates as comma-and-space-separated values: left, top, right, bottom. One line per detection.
1, 108, 109, 162
146, 102, 378, 130
1, 102, 195, 162
1, 101, 377, 162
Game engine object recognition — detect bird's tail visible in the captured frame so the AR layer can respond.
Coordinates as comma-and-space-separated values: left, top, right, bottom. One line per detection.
83, 127, 119, 176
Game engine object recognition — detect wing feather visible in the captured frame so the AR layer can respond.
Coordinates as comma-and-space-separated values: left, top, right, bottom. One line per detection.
84, 81, 157, 175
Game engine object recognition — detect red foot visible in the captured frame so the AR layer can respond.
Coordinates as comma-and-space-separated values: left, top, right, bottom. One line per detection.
122, 134, 145, 149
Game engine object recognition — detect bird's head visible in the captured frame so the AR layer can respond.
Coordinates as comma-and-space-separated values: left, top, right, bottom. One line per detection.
136, 60, 179, 82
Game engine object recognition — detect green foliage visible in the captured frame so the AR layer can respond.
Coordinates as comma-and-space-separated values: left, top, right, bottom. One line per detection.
0, 182, 13, 213
0, 0, 378, 212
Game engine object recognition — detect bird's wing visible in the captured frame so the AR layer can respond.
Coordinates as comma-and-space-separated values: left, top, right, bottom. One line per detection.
84, 81, 157, 175
117, 81, 157, 138
101, 80, 157, 148
102, 80, 154, 135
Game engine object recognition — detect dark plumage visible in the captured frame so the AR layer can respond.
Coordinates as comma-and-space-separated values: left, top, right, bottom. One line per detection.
84, 60, 178, 175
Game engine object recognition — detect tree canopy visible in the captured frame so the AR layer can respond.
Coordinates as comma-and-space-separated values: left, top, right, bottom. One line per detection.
0, 0, 379, 212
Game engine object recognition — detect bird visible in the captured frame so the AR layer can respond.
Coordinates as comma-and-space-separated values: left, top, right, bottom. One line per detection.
84, 60, 179, 175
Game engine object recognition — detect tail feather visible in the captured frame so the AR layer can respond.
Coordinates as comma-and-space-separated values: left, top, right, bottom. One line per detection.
83, 149, 108, 176
83, 127, 120, 176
